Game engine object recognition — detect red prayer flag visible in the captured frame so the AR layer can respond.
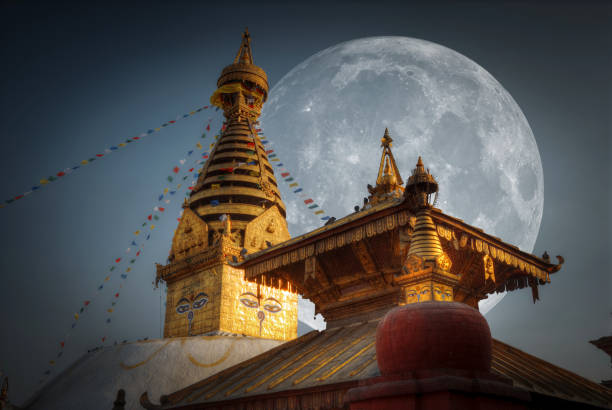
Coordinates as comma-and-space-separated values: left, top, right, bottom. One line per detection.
115, 258, 121, 263
57, 171, 65, 177
84, 301, 90, 306
159, 207, 165, 212
15, 195, 23, 200
147, 215, 152, 220
169, 120, 176, 124
255, 128, 262, 132
247, 142, 255, 146
304, 199, 314, 204
136, 251, 140, 256
189, 168, 194, 172
96, 154, 104, 157
188, 186, 194, 190
133, 137, 140, 140
115, 293, 119, 298
206, 124, 210, 131
266, 150, 274, 154
173, 166, 179, 173
281, 172, 290, 177
203, 155, 209, 159
222, 124, 226, 131
204, 105, 209, 109
177, 218, 181, 222
102, 337, 106, 342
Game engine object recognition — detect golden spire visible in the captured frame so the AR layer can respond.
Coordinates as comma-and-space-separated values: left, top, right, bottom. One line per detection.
407, 210, 443, 261
234, 28, 254, 64
405, 156, 438, 211
183, 30, 289, 254
366, 128, 404, 206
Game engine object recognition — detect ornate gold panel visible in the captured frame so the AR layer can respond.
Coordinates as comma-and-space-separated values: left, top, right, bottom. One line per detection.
243, 205, 291, 253
219, 266, 297, 340
170, 208, 209, 262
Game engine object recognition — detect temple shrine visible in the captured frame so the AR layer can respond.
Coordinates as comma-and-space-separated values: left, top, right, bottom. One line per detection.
137, 30, 611, 410
6, 30, 611, 410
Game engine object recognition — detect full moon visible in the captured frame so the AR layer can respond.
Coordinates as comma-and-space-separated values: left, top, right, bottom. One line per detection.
261, 37, 543, 327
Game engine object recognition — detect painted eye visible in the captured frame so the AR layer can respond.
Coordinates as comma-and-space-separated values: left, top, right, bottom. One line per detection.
176, 298, 190, 314
240, 292, 259, 309
420, 289, 429, 295
192, 292, 209, 309
407, 290, 417, 297
263, 298, 282, 313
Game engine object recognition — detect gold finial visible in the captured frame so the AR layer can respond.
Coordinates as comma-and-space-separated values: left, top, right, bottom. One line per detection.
405, 156, 438, 211
234, 28, 254, 65
381, 128, 393, 147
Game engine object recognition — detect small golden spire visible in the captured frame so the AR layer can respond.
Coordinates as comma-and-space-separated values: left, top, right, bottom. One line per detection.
366, 129, 404, 205
234, 28, 254, 65
405, 156, 438, 211
381, 128, 393, 148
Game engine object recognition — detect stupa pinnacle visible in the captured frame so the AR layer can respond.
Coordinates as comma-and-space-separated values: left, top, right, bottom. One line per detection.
180, 30, 289, 259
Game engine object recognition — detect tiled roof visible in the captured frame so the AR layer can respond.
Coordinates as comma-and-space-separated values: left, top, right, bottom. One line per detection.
143, 320, 612, 409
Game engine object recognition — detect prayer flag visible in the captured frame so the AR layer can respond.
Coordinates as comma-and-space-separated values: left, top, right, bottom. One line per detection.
150, 225, 155, 230
206, 124, 210, 131
134, 230, 140, 235
289, 183, 299, 188
115, 293, 119, 298
159, 207, 165, 212
173, 166, 179, 173
148, 215, 152, 220
285, 178, 294, 182
107, 309, 113, 313
321, 216, 330, 220
304, 199, 314, 204
84, 301, 90, 306
115, 258, 121, 263
121, 274, 128, 279
308, 204, 318, 209
74, 313, 79, 320
314, 210, 325, 215
281, 172, 290, 177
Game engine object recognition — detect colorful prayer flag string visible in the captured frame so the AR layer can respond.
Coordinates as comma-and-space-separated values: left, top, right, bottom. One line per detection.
2, 105, 212, 210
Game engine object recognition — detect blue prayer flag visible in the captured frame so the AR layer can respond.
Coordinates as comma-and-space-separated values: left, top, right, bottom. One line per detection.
294, 188, 303, 193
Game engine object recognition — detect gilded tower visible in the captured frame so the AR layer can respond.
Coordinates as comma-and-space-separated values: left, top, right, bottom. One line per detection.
156, 30, 297, 341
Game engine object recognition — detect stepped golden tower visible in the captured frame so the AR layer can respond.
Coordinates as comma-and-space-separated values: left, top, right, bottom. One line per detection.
155, 30, 297, 340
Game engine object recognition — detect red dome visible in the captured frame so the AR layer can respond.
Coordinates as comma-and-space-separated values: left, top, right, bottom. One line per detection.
376, 301, 491, 375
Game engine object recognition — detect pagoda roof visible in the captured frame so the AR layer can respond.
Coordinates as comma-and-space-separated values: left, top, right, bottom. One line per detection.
238, 197, 562, 314
140, 320, 612, 409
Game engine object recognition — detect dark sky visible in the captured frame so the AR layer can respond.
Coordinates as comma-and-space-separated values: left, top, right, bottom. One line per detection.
0, 0, 610, 405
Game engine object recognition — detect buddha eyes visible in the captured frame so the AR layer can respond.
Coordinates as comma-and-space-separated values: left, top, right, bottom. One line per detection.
192, 293, 209, 309
239, 293, 283, 313
176, 298, 191, 314
263, 298, 282, 313
176, 293, 210, 314
240, 292, 260, 308
407, 290, 417, 297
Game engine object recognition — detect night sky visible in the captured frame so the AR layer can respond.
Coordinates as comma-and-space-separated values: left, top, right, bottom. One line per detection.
0, 0, 610, 405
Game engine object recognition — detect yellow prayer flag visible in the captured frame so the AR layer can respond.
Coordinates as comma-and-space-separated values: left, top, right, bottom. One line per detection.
118, 143, 126, 147
196, 143, 202, 149
190, 111, 195, 115
271, 158, 280, 162
314, 210, 325, 215
214, 135, 219, 140
49, 360, 55, 365
107, 308, 113, 313
150, 225, 155, 230
40, 179, 49, 185
134, 230, 140, 235
163, 188, 169, 194
104, 276, 110, 281
74, 313, 79, 320
80, 160, 88, 165
126, 267, 131, 272
209, 143, 215, 149
289, 183, 298, 187
154, 128, 160, 132
176, 184, 182, 189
